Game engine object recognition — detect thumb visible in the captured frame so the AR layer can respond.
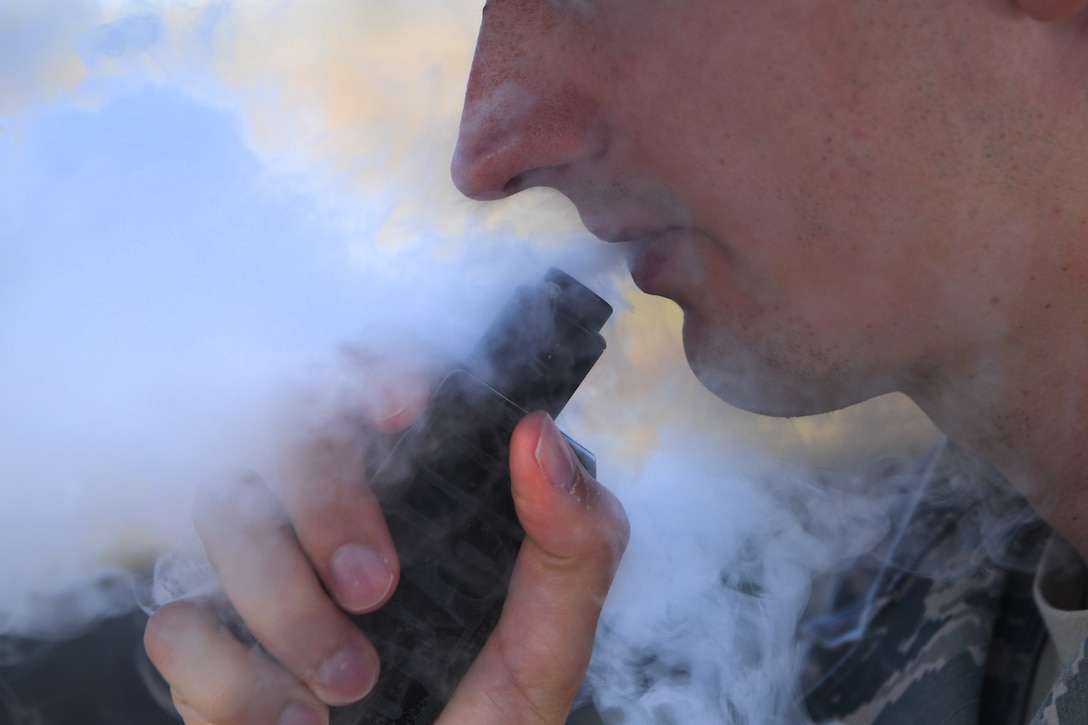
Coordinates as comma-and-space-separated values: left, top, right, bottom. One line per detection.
437, 411, 629, 724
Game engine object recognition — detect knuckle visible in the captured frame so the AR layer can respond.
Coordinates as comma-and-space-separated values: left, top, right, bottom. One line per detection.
180, 660, 274, 725
193, 474, 288, 545
172, 694, 208, 725
144, 600, 199, 671
289, 432, 364, 487
338, 345, 433, 431
251, 592, 320, 645
146, 608, 255, 723
197, 682, 250, 722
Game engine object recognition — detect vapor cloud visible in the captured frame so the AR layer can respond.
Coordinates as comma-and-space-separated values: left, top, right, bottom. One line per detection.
0, 0, 620, 637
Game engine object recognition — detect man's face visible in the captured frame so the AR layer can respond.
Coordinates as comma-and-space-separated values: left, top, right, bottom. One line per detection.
453, 0, 1031, 416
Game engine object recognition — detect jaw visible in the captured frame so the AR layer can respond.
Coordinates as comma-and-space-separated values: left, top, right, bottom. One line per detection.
679, 308, 901, 419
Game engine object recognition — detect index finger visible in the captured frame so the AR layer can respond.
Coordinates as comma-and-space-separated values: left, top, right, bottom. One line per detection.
275, 353, 432, 613
276, 427, 400, 614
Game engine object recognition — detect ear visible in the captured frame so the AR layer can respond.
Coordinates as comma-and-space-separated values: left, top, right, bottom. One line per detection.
1015, 0, 1088, 22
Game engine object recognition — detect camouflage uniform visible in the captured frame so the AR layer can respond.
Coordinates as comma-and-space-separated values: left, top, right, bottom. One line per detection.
801, 443, 1088, 725
1034, 638, 1088, 724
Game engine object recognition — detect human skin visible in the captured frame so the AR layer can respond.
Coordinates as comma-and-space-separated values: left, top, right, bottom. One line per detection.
146, 0, 1088, 723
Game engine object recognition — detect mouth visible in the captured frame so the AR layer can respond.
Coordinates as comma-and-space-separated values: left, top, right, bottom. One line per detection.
625, 236, 675, 294
619, 228, 690, 296
582, 218, 688, 295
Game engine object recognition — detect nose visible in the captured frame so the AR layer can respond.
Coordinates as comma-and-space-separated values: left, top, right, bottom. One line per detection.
451, 3, 603, 201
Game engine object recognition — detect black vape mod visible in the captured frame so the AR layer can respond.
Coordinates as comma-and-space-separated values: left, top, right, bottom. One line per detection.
330, 269, 612, 724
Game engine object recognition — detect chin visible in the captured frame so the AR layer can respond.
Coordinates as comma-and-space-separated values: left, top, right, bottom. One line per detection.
688, 359, 846, 417
682, 314, 878, 418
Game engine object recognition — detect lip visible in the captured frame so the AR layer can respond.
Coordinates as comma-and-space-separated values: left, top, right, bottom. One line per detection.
580, 216, 689, 294
625, 233, 677, 294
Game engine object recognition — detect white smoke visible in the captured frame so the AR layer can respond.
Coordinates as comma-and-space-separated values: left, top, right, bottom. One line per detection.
0, 0, 620, 639
574, 430, 906, 724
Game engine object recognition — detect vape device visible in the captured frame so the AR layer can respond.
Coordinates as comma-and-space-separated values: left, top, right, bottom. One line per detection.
330, 269, 612, 725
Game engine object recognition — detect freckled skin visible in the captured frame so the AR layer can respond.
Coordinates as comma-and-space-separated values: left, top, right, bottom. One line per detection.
454, 0, 1088, 555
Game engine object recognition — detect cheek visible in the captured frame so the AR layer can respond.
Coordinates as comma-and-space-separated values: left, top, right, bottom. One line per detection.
679, 228, 900, 363
623, 24, 919, 261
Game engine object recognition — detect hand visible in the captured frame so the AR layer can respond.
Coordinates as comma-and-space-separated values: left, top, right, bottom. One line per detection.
143, 379, 628, 725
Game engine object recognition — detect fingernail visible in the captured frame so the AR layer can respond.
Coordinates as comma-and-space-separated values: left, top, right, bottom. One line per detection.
368, 392, 411, 424
535, 414, 578, 491
331, 543, 394, 612
364, 378, 428, 432
278, 702, 326, 725
318, 645, 377, 701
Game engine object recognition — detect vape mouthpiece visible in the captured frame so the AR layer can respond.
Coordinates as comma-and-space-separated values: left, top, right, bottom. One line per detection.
468, 268, 612, 419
